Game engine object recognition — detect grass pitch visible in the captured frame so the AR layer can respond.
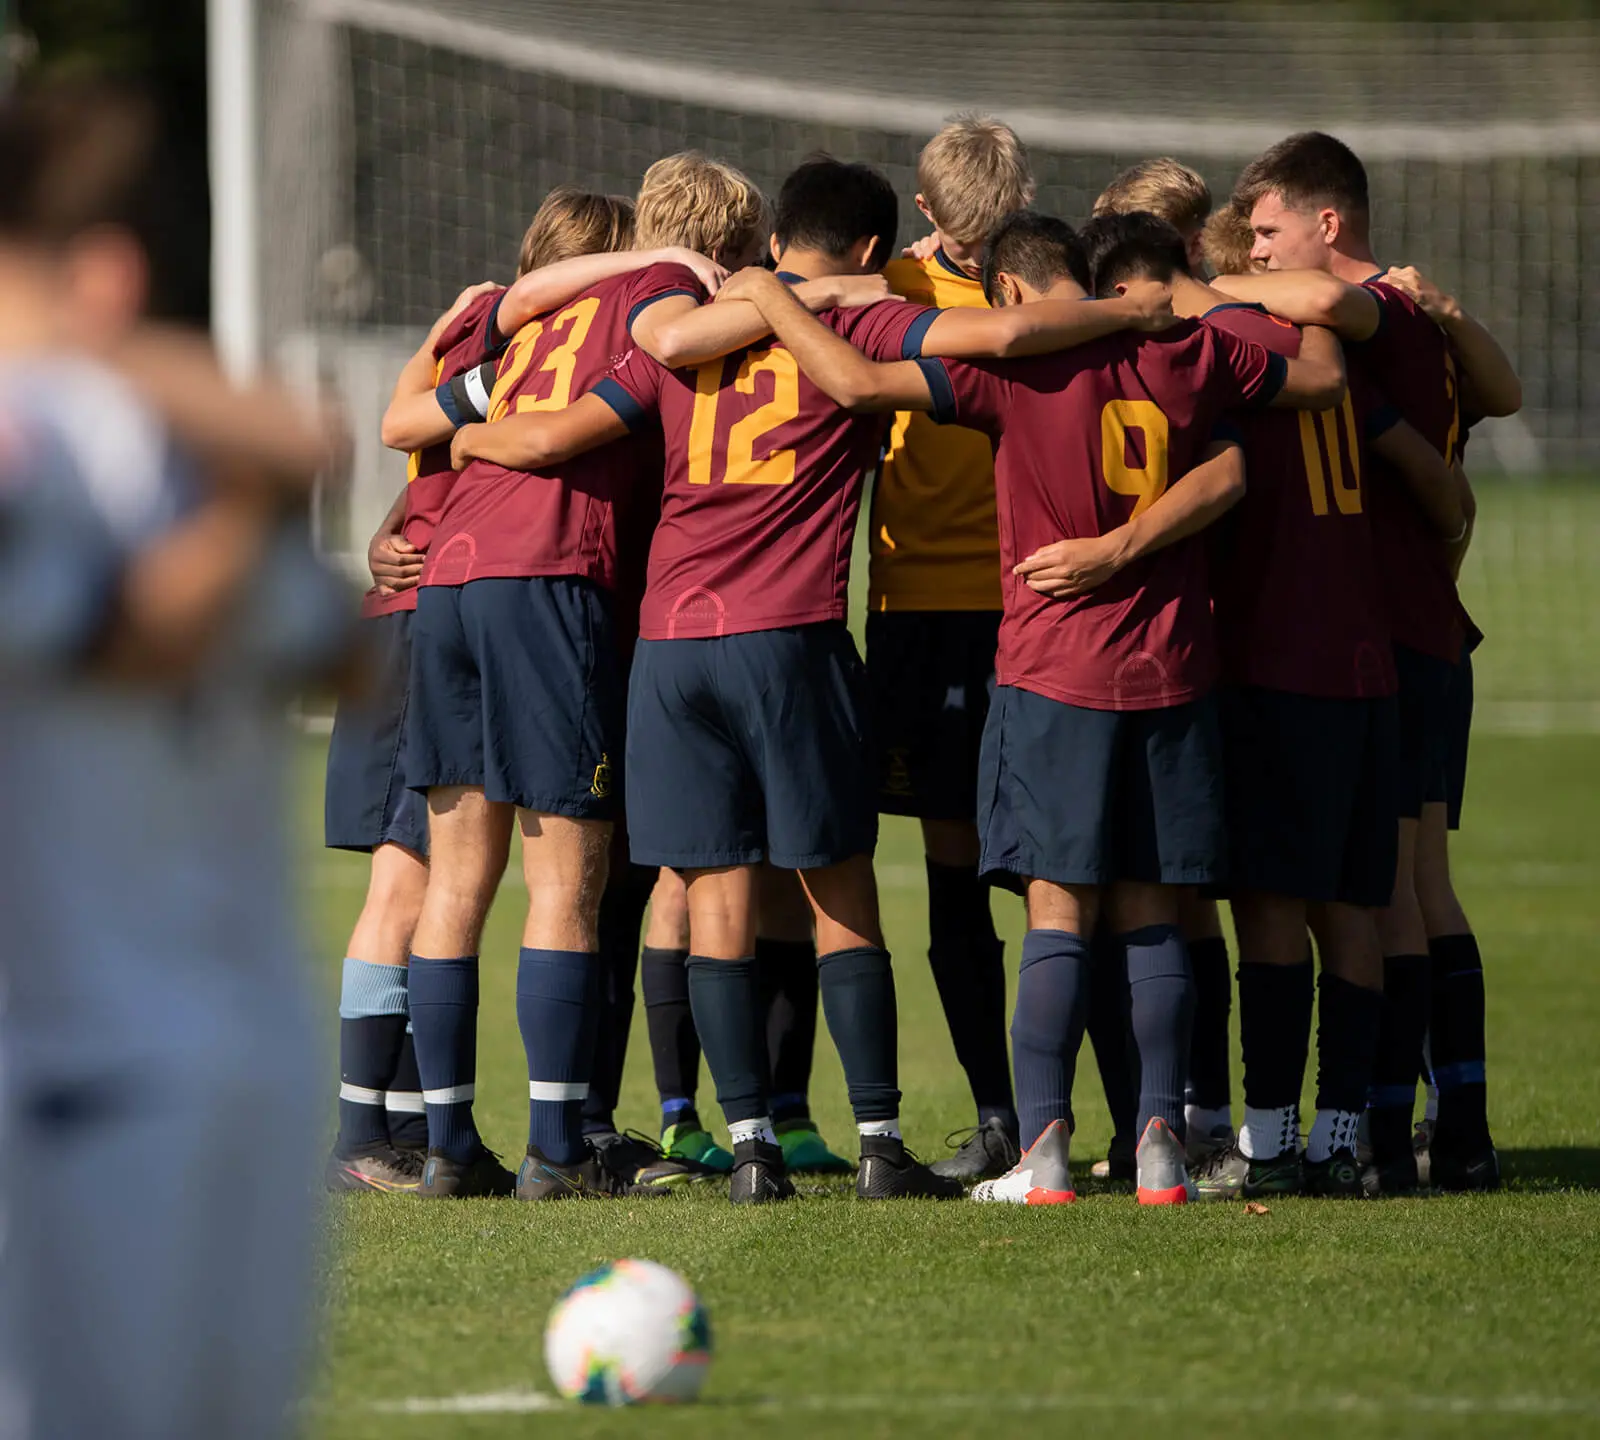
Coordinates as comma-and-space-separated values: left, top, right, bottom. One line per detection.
305, 479, 1600, 1437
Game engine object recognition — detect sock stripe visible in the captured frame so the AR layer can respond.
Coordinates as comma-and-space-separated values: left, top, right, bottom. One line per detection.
1434, 1060, 1487, 1089
385, 1091, 425, 1113
339, 1082, 386, 1106
423, 1083, 475, 1105
1368, 1084, 1416, 1108
529, 1080, 589, 1101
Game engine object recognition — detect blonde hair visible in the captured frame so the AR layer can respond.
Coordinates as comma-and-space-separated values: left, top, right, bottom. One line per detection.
1200, 202, 1258, 277
916, 114, 1035, 247
633, 151, 768, 262
517, 187, 635, 276
1093, 157, 1212, 236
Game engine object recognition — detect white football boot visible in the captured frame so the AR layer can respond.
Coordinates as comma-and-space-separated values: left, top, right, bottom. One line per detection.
970, 1119, 1076, 1205
1135, 1116, 1197, 1205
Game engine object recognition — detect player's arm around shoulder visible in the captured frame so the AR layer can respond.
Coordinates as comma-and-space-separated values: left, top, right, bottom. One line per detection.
1381, 265, 1522, 419
450, 392, 631, 473
1271, 324, 1346, 410
380, 282, 500, 451
916, 279, 1174, 360
1211, 269, 1381, 343
1370, 416, 1467, 541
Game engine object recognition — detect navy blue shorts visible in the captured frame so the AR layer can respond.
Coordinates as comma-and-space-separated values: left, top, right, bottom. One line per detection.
405, 577, 621, 819
1222, 686, 1399, 908
626, 622, 876, 870
324, 610, 428, 855
1394, 642, 1458, 821
866, 609, 999, 821
977, 685, 1224, 888
1443, 647, 1474, 830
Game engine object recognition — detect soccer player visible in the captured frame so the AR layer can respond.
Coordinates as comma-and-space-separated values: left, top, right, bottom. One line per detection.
872, 115, 1034, 1182
1200, 202, 1260, 278
1218, 132, 1519, 1190
1093, 157, 1213, 271
721, 210, 1346, 1205
447, 160, 1171, 1203
1083, 211, 1466, 1198
0, 80, 343, 1439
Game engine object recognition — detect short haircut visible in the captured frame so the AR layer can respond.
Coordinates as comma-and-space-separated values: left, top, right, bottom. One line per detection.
1080, 211, 1190, 298
980, 211, 1089, 305
1234, 131, 1369, 222
917, 114, 1036, 247
1092, 157, 1212, 235
774, 154, 898, 263
634, 151, 768, 261
0, 79, 203, 318
1200, 202, 1257, 277
517, 188, 635, 276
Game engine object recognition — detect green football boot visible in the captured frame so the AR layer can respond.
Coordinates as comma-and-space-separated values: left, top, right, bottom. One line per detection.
660, 1120, 734, 1174
1193, 1139, 1303, 1201
776, 1119, 855, 1176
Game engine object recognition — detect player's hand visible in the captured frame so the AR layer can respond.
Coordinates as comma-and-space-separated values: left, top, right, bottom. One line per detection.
429, 281, 500, 348
1121, 278, 1178, 331
713, 266, 783, 306
659, 247, 731, 297
901, 233, 940, 261
1014, 531, 1131, 598
825, 273, 898, 310
1382, 266, 1461, 324
450, 423, 483, 471
368, 533, 423, 594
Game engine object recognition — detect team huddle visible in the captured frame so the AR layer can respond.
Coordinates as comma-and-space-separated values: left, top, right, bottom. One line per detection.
325, 117, 1516, 1207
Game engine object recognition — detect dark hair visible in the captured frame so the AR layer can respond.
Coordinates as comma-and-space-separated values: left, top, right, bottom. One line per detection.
774, 154, 898, 264
1081, 211, 1190, 297
0, 78, 205, 319
980, 210, 1089, 305
1234, 130, 1369, 223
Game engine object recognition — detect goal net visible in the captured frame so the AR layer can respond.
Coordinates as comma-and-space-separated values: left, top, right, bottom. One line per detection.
256, 0, 1600, 728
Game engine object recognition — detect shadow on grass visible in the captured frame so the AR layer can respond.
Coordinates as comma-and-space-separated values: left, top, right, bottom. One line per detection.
1501, 1147, 1600, 1192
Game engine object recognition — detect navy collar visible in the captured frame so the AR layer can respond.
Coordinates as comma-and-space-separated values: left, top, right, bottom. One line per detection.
934, 247, 975, 281
775, 270, 807, 285
1200, 300, 1269, 318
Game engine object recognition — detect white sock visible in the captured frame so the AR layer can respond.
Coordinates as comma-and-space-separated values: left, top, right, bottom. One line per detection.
1239, 1105, 1296, 1160
1307, 1108, 1361, 1163
858, 1119, 901, 1140
728, 1118, 777, 1148
1185, 1104, 1232, 1137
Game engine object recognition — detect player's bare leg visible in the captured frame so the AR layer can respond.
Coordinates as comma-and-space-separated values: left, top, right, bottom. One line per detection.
1180, 892, 1235, 1160
1369, 818, 1430, 1190
328, 841, 431, 1192
408, 786, 515, 1196
1414, 802, 1497, 1188
922, 818, 1020, 1179
758, 866, 849, 1174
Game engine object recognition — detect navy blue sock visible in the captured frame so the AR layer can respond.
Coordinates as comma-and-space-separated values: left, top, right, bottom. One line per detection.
1086, 930, 1139, 1147
407, 955, 481, 1162
1318, 974, 1383, 1115
926, 859, 1016, 1133
817, 946, 901, 1124
1011, 929, 1091, 1151
1238, 958, 1315, 1109
335, 957, 409, 1154
759, 936, 818, 1127
384, 1026, 429, 1150
643, 945, 699, 1123
1429, 933, 1489, 1146
1369, 953, 1430, 1159
1123, 925, 1195, 1139
685, 956, 769, 1125
517, 947, 597, 1166
582, 870, 650, 1137
1186, 935, 1233, 1112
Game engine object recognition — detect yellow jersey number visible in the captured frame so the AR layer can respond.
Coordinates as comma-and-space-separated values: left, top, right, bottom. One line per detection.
1298, 391, 1363, 517
486, 296, 602, 422
1101, 399, 1169, 516
687, 348, 801, 486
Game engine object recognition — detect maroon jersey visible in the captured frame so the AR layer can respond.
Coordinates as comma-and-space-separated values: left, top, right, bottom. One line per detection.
363, 288, 504, 618
1351, 277, 1468, 662
938, 319, 1284, 710
1204, 303, 1399, 698
591, 297, 937, 640
421, 262, 704, 591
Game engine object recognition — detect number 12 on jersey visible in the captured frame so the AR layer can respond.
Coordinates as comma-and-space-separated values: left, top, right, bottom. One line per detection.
687, 348, 801, 486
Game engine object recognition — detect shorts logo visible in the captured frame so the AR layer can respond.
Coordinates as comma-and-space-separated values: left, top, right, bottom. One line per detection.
590, 755, 613, 799
884, 747, 912, 796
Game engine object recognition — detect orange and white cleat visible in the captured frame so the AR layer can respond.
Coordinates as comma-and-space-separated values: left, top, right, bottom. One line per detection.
1135, 1116, 1197, 1205
970, 1119, 1076, 1205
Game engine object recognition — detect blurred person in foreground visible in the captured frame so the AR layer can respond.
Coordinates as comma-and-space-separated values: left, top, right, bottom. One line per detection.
0, 80, 346, 1439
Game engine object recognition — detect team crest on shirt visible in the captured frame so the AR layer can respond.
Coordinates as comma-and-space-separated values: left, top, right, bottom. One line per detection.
591, 755, 613, 799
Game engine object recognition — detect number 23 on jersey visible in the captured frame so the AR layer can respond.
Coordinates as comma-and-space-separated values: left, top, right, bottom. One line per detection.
487, 296, 602, 421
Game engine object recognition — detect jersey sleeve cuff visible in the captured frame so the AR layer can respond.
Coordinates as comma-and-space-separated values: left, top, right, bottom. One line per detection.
1365, 402, 1401, 441
434, 379, 465, 428
899, 307, 943, 359
627, 288, 700, 330
1256, 351, 1288, 407
592, 377, 651, 432
916, 357, 957, 424
482, 292, 512, 354
1210, 418, 1245, 446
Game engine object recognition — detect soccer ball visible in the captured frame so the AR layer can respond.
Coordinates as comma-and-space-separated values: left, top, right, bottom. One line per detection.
543, 1259, 712, 1405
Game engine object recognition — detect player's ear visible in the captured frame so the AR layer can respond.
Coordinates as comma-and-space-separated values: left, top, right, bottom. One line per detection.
914, 194, 937, 228
857, 234, 883, 272
1319, 207, 1340, 247
768, 232, 782, 266
997, 272, 1024, 307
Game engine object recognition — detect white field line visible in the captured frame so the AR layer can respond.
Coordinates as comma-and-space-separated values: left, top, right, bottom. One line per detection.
370, 1388, 1600, 1418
